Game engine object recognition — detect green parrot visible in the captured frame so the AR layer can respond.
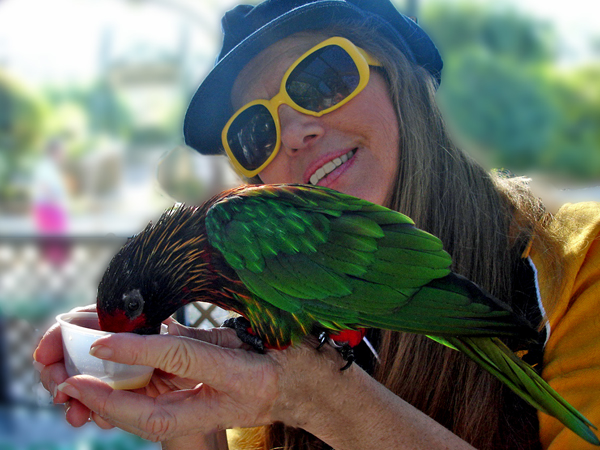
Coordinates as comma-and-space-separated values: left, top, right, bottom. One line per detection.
96, 183, 599, 445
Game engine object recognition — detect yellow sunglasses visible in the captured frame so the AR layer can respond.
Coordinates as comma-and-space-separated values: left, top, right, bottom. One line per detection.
222, 36, 382, 178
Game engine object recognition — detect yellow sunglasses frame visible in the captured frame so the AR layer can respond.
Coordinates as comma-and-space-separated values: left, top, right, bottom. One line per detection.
222, 36, 382, 178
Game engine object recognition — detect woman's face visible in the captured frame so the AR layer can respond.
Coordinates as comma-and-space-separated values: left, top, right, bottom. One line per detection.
231, 34, 400, 206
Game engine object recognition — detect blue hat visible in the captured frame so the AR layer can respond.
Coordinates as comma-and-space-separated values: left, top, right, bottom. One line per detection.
183, 0, 443, 155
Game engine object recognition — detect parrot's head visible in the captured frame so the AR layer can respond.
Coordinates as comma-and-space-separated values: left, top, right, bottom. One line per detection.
96, 205, 211, 334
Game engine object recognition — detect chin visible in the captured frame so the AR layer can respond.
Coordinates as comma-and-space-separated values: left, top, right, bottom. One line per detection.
340, 185, 389, 207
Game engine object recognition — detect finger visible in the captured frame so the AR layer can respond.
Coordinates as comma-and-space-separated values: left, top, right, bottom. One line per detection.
162, 315, 177, 326
58, 376, 217, 441
167, 322, 244, 349
71, 304, 98, 313
91, 411, 115, 430
65, 399, 93, 427
40, 362, 71, 404
33, 322, 64, 365
89, 333, 263, 392
151, 369, 202, 391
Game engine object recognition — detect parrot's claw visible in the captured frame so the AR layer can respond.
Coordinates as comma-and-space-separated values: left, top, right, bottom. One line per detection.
339, 344, 355, 371
316, 333, 355, 370
316, 331, 328, 350
222, 317, 265, 353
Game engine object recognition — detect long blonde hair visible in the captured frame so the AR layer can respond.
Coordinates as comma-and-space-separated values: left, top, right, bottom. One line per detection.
238, 23, 559, 450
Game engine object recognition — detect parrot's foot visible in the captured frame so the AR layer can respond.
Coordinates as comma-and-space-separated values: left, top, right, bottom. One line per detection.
315, 332, 355, 371
338, 344, 355, 371
222, 317, 265, 353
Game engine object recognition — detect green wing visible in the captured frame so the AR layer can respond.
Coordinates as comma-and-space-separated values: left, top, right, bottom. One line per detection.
205, 184, 525, 337
206, 185, 600, 446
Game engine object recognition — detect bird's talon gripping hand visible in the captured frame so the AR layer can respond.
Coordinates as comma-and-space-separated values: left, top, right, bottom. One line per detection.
222, 317, 265, 353
339, 344, 356, 371
315, 330, 363, 370
314, 332, 355, 370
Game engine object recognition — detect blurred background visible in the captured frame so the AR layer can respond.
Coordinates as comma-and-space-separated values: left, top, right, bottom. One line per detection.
0, 0, 598, 448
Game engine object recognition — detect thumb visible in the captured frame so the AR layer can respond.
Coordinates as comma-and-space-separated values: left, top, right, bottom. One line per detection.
167, 320, 245, 349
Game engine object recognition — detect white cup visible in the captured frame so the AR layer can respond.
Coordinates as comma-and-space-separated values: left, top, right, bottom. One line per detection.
56, 311, 165, 390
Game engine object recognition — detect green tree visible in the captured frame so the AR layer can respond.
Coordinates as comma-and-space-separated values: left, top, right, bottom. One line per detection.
0, 71, 48, 204
540, 66, 600, 180
435, 50, 559, 171
421, 2, 555, 63
422, 2, 600, 181
420, 1, 581, 176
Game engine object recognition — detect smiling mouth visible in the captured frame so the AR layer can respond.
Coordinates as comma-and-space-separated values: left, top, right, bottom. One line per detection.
309, 149, 356, 185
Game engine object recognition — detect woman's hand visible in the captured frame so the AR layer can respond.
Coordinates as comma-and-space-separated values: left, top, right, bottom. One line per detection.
35, 310, 477, 449
34, 311, 335, 443
34, 309, 273, 435
56, 326, 283, 441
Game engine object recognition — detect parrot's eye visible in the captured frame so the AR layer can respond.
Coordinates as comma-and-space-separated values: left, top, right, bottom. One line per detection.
127, 299, 141, 311
122, 289, 145, 319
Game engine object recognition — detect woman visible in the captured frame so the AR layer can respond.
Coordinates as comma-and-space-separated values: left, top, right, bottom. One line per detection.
34, 0, 600, 449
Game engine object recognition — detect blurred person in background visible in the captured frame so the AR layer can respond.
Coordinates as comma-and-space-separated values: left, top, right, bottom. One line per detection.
31, 138, 71, 265
34, 0, 600, 449
32, 139, 69, 234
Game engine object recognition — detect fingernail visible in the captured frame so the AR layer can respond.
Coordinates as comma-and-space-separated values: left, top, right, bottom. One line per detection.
58, 382, 80, 400
33, 361, 45, 373
89, 345, 113, 359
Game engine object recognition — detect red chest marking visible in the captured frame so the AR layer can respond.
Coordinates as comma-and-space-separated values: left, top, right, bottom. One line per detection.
328, 329, 366, 347
99, 309, 147, 332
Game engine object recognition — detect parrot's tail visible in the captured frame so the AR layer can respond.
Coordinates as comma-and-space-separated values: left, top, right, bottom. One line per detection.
449, 336, 600, 446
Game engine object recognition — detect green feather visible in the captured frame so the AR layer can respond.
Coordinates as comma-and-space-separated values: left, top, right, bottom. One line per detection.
328, 230, 379, 252
356, 210, 414, 225
316, 242, 375, 267
332, 214, 385, 237
370, 260, 450, 279
236, 269, 302, 313
309, 252, 368, 277
379, 227, 445, 252
266, 253, 352, 299
448, 337, 600, 446
375, 247, 451, 267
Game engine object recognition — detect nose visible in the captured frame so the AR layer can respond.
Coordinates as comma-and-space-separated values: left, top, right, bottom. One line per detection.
278, 104, 324, 154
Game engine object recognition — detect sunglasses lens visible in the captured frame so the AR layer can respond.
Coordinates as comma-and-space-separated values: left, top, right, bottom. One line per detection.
286, 45, 361, 112
226, 104, 277, 172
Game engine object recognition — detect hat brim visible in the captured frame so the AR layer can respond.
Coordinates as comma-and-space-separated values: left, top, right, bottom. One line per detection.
183, 1, 440, 155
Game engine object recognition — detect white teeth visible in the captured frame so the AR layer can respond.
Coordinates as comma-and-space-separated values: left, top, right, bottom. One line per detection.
309, 149, 355, 185
323, 161, 336, 173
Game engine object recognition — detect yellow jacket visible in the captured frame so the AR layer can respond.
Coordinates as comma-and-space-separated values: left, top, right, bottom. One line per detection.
530, 202, 600, 449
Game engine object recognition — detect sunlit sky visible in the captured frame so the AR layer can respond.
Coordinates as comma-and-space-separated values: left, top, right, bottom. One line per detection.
0, 0, 598, 89
0, 0, 243, 86
489, 0, 599, 64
